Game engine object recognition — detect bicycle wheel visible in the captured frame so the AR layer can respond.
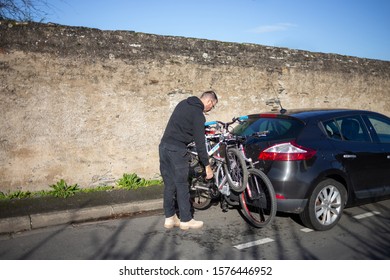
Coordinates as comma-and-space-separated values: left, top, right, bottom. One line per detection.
224, 147, 248, 193
190, 184, 212, 210
239, 168, 276, 228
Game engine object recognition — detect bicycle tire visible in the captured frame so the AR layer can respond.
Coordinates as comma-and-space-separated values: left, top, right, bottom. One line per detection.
190, 186, 212, 210
239, 168, 276, 228
223, 147, 248, 193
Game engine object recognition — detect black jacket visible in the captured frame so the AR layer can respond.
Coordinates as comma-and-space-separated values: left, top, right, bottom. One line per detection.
160, 96, 209, 166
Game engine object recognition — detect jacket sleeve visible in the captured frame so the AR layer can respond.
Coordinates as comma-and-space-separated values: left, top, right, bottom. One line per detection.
193, 113, 209, 167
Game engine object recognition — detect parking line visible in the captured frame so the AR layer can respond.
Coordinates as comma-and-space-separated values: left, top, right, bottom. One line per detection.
353, 211, 380, 220
234, 211, 381, 250
234, 237, 274, 250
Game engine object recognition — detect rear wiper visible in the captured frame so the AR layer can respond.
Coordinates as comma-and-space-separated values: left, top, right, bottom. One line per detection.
251, 130, 270, 137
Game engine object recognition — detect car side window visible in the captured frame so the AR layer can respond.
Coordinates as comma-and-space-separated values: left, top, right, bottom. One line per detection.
337, 116, 370, 142
367, 115, 390, 143
323, 116, 370, 142
322, 119, 342, 140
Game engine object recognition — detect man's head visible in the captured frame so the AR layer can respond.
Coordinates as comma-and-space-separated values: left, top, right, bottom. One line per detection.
200, 90, 218, 113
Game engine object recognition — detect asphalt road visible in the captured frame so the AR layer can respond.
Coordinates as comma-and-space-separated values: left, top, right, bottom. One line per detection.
0, 199, 389, 260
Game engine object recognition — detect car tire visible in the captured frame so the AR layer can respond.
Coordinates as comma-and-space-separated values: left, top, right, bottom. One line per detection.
299, 179, 347, 231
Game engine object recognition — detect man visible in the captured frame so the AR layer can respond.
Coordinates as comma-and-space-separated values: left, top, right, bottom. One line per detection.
159, 90, 218, 230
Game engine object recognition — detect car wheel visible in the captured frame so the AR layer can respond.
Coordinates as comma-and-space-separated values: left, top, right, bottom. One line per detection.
299, 179, 346, 231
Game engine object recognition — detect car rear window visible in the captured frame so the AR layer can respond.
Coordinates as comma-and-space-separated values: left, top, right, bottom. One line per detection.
232, 117, 304, 140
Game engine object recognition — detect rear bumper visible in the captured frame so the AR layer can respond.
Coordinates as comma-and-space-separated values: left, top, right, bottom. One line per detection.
276, 198, 307, 214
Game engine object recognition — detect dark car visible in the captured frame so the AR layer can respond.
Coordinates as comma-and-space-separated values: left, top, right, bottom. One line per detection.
232, 109, 390, 231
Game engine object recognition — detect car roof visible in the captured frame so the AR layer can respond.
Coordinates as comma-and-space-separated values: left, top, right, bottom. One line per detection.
246, 108, 384, 122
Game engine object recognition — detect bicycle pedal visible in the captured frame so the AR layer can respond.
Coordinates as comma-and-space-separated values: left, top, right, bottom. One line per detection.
221, 201, 229, 212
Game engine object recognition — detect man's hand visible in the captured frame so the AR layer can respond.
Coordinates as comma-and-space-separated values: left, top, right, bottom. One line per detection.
205, 165, 213, 180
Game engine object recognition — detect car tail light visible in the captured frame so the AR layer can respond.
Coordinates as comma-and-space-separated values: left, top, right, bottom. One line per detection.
258, 142, 316, 161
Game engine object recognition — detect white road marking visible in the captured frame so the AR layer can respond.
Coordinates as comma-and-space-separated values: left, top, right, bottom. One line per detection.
234, 237, 274, 250
234, 211, 381, 250
353, 211, 380, 220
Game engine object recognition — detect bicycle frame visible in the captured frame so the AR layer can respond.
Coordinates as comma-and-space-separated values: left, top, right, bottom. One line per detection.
188, 131, 231, 196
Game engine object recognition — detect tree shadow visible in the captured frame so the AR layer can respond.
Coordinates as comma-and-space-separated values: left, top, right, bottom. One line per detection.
1, 199, 388, 260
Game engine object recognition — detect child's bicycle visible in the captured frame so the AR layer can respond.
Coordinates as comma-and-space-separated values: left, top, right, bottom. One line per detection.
188, 117, 277, 228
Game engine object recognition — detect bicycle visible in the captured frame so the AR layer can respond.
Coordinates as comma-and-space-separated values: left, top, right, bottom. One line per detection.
188, 120, 242, 211
205, 117, 249, 193
189, 117, 277, 228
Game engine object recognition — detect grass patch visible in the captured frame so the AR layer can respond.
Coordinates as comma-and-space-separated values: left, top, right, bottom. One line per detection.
0, 173, 163, 201
49, 179, 80, 198
116, 173, 162, 190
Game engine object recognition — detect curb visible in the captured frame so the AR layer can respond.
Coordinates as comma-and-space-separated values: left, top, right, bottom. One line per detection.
0, 198, 163, 234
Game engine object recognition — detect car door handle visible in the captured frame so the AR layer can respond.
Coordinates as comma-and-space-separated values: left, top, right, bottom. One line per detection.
343, 154, 357, 159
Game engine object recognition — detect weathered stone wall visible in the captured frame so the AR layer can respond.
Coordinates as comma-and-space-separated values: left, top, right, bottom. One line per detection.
1, 21, 389, 192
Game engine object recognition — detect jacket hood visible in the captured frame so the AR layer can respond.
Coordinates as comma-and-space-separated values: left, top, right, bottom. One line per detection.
186, 96, 204, 110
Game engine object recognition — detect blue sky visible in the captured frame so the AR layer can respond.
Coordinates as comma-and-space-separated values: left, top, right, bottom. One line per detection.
42, 0, 390, 61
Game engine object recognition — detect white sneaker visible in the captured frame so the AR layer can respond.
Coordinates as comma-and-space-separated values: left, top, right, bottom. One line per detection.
164, 214, 180, 229
179, 219, 204, 230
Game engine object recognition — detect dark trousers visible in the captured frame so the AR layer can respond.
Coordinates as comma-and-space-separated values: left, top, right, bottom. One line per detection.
159, 142, 192, 222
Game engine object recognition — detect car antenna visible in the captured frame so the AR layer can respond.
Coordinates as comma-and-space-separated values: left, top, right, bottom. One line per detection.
277, 99, 287, 114
271, 85, 287, 114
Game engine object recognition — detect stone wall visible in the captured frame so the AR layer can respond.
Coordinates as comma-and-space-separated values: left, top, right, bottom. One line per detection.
1, 21, 389, 192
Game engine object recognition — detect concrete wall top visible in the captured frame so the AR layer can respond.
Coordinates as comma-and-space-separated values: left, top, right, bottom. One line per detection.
1, 21, 389, 76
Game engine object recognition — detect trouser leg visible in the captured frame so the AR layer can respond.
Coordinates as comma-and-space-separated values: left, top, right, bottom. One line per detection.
159, 144, 192, 222
173, 163, 191, 222
159, 145, 177, 218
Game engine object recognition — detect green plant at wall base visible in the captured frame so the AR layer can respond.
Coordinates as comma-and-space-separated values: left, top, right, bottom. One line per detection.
7, 190, 32, 199
49, 179, 80, 198
0, 190, 32, 200
116, 173, 162, 190
0, 192, 7, 200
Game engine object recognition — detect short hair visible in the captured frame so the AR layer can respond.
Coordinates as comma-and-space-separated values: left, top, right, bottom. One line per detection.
200, 90, 218, 103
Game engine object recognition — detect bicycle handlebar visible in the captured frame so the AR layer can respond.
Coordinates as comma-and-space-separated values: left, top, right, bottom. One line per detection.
205, 115, 270, 141
205, 115, 248, 130
204, 116, 251, 146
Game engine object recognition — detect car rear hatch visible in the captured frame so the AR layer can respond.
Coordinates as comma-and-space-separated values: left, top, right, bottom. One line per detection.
232, 114, 309, 171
